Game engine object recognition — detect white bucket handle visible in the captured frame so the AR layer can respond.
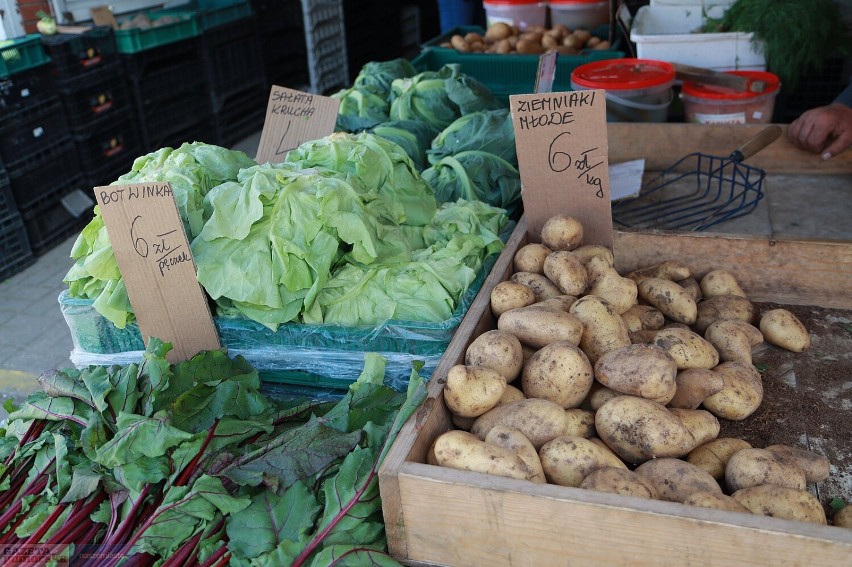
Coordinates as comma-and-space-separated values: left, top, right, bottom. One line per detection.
605, 89, 675, 111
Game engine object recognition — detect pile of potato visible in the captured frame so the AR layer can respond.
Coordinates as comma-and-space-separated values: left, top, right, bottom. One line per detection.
431, 214, 851, 528
440, 22, 611, 56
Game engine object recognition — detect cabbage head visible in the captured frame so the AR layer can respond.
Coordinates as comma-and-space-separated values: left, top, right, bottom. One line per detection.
428, 108, 517, 166
422, 150, 521, 212
353, 58, 416, 97
389, 64, 501, 131
332, 85, 389, 133
370, 119, 440, 171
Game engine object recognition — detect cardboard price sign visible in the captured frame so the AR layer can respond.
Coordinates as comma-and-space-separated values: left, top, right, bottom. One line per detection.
510, 90, 613, 248
90, 6, 118, 29
94, 183, 220, 363
256, 86, 340, 164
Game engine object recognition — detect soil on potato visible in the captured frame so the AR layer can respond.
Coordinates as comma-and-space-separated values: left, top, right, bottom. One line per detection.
719, 303, 852, 520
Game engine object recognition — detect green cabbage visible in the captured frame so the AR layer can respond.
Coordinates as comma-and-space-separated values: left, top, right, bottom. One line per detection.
352, 58, 417, 97
428, 108, 517, 166
64, 143, 256, 328
331, 85, 389, 133
389, 64, 501, 131
422, 150, 521, 212
370, 119, 440, 171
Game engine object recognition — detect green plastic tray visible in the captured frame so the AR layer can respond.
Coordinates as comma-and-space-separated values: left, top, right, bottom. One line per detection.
416, 26, 624, 102
114, 13, 201, 53
0, 35, 51, 77
155, 0, 253, 31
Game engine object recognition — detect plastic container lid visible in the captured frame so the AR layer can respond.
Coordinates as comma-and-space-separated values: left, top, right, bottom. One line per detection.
682, 70, 781, 100
571, 58, 676, 91
483, 0, 544, 5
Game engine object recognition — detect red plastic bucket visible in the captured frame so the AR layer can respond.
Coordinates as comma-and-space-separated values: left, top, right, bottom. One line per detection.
681, 71, 781, 124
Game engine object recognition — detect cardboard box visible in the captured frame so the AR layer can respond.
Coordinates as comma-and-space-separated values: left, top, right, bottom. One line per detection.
630, 5, 765, 72
378, 124, 852, 566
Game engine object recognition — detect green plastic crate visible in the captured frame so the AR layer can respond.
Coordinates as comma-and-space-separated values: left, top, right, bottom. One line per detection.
0, 35, 51, 77
155, 0, 253, 31
416, 26, 625, 102
114, 13, 201, 53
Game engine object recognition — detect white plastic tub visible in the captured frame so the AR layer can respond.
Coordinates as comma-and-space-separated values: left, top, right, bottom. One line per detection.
549, 0, 610, 30
483, 0, 548, 30
571, 58, 676, 122
630, 5, 765, 72
681, 70, 781, 124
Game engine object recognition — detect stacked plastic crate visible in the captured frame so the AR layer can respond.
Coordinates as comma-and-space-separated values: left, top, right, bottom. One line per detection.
301, 0, 350, 94
0, 35, 89, 259
115, 12, 214, 152
250, 0, 309, 91
343, 0, 402, 82
41, 27, 141, 191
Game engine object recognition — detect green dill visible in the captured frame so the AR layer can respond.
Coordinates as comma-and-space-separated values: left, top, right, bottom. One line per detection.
753, 362, 769, 373
830, 497, 847, 511
702, 0, 852, 92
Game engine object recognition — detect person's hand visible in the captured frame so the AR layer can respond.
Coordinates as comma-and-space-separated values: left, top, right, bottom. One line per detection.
787, 102, 852, 160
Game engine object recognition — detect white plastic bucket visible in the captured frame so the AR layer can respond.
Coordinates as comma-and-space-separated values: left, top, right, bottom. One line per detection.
549, 0, 610, 30
681, 71, 781, 124
483, 0, 548, 31
571, 58, 676, 122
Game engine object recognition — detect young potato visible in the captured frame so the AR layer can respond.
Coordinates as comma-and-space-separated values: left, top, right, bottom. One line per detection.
570, 295, 631, 364
595, 396, 696, 464
621, 304, 665, 333
485, 21, 512, 41
564, 408, 596, 437
511, 271, 563, 301
764, 444, 830, 483
522, 341, 593, 409
580, 466, 658, 499
759, 308, 810, 352
472, 398, 570, 449
702, 361, 763, 421
722, 319, 764, 347
513, 242, 552, 274
451, 413, 477, 431
628, 329, 659, 345
539, 436, 626, 487
465, 329, 524, 383
679, 277, 703, 303
498, 305, 583, 349
594, 344, 677, 404
694, 294, 756, 334
626, 260, 691, 284
732, 485, 827, 525
704, 319, 754, 364
668, 368, 725, 410
682, 491, 750, 513
571, 244, 614, 267
534, 295, 577, 312
650, 327, 719, 369
668, 408, 720, 448
540, 214, 584, 251
586, 255, 638, 314
725, 448, 807, 492
834, 505, 852, 528
637, 277, 697, 324
443, 365, 507, 418
687, 437, 753, 480
491, 281, 536, 317
543, 251, 587, 296
634, 458, 722, 503
485, 426, 546, 483
498, 384, 526, 405
432, 430, 534, 481
699, 269, 747, 298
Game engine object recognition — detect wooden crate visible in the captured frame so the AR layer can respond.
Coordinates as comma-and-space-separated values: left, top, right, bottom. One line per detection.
378, 124, 852, 566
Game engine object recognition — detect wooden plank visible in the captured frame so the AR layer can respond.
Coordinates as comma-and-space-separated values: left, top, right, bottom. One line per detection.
612, 229, 852, 310
607, 123, 852, 175
396, 464, 852, 566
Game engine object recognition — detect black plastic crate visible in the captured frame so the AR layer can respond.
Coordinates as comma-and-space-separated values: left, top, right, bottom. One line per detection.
40, 26, 119, 82
84, 153, 138, 188
7, 138, 81, 212
24, 186, 93, 256
137, 93, 212, 151
126, 58, 207, 111
0, 97, 71, 171
0, 62, 56, 112
73, 111, 141, 178
121, 37, 200, 80
0, 168, 18, 228
212, 81, 266, 146
203, 29, 266, 109
59, 62, 130, 135
17, 172, 86, 221
0, 215, 35, 282
145, 114, 217, 152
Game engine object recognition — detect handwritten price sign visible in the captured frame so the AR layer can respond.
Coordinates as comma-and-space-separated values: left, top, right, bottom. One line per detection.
511, 90, 613, 247
95, 182, 220, 362
256, 86, 340, 164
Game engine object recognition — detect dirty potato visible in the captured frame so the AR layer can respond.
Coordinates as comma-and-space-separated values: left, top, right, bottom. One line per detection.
621, 304, 665, 333
540, 214, 584, 251
543, 251, 588, 296
485, 426, 546, 483
539, 436, 626, 487
580, 466, 658, 499
759, 308, 810, 352
522, 341, 593, 408
498, 305, 583, 349
432, 430, 534, 481
443, 365, 507, 418
725, 447, 807, 492
668, 368, 725, 410
491, 281, 536, 317
471, 398, 570, 449
594, 344, 677, 404
586, 255, 638, 314
635, 458, 722, 503
683, 491, 751, 513
513, 243, 552, 274
764, 444, 830, 483
702, 362, 763, 421
732, 485, 827, 524
694, 295, 756, 334
465, 329, 525, 383
511, 271, 564, 302
651, 327, 719, 369
570, 295, 632, 364
637, 277, 697, 324
687, 437, 752, 481
699, 269, 747, 298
